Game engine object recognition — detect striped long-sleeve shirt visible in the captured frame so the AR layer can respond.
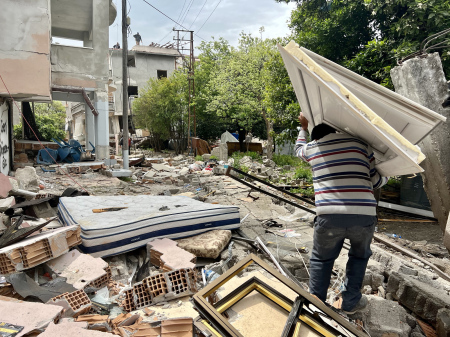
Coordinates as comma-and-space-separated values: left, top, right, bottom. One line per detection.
295, 129, 388, 216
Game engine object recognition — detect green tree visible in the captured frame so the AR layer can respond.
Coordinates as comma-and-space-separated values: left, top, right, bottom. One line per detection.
14, 101, 66, 141
195, 34, 302, 153
276, 0, 450, 87
194, 38, 237, 141
133, 71, 187, 154
204, 33, 281, 158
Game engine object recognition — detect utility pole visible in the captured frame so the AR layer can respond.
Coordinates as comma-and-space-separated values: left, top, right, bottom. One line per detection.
122, 0, 129, 169
173, 29, 195, 152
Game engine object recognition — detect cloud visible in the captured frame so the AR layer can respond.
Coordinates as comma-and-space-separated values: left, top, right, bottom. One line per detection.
109, 0, 295, 51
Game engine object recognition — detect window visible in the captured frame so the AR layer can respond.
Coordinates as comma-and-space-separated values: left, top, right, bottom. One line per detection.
128, 86, 138, 96
127, 55, 136, 67
157, 70, 168, 79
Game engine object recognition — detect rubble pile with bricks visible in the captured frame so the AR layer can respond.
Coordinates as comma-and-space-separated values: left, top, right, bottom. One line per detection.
0, 152, 450, 337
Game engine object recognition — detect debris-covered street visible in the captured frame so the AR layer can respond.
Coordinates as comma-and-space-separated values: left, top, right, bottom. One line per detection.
2, 0, 450, 336
0, 149, 450, 336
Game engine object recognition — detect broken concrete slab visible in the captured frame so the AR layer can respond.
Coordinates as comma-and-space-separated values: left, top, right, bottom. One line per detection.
176, 230, 232, 259
45, 250, 109, 290
147, 238, 196, 272
178, 167, 190, 176
152, 163, 174, 172
104, 169, 133, 177
0, 172, 12, 198
0, 225, 81, 275
0, 298, 64, 337
0, 196, 15, 212
388, 273, 450, 325
143, 170, 157, 180
15, 166, 40, 192
355, 296, 411, 337
437, 308, 450, 337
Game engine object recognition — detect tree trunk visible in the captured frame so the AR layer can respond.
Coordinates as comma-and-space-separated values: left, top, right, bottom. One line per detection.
262, 110, 273, 159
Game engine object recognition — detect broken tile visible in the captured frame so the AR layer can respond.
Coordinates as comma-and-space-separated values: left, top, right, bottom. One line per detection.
0, 299, 64, 337
143, 308, 155, 316
147, 238, 196, 271
45, 250, 110, 290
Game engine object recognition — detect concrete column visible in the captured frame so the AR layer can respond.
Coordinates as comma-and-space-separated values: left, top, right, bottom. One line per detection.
391, 53, 450, 251
94, 90, 109, 160
85, 103, 95, 151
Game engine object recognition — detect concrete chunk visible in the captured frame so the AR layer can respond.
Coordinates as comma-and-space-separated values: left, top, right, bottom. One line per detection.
437, 308, 450, 337
358, 296, 411, 337
15, 166, 40, 192
396, 275, 450, 325
0, 196, 15, 212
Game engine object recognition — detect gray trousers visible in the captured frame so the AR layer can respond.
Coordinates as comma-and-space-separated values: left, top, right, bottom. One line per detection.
309, 214, 376, 311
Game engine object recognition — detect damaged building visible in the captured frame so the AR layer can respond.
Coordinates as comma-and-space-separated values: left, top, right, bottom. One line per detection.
0, 0, 118, 164
69, 44, 180, 142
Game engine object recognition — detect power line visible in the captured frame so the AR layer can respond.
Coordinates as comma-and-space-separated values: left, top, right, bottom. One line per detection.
182, 0, 207, 40
196, 0, 222, 34
187, 0, 208, 32
158, 30, 173, 45
140, 0, 206, 41
160, 0, 190, 44
176, 0, 187, 25
180, 0, 195, 27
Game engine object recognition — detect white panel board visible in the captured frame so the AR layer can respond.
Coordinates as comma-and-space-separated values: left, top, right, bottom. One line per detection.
278, 42, 446, 176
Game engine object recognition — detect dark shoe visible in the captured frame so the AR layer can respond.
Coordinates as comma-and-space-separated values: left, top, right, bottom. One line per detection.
343, 295, 368, 314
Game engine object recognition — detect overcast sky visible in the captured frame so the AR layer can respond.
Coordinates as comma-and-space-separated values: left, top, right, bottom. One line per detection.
109, 0, 296, 52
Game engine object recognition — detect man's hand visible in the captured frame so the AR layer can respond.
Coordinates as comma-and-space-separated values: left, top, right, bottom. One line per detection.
299, 113, 309, 131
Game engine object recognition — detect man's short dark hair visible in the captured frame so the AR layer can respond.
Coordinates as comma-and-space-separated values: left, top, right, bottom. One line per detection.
311, 123, 336, 141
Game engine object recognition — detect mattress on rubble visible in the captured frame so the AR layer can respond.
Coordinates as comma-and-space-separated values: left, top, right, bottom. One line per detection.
58, 195, 241, 257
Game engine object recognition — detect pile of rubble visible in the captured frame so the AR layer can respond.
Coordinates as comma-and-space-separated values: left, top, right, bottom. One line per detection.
1, 153, 450, 337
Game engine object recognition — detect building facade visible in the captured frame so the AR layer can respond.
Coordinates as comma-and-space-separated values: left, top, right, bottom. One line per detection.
0, 0, 117, 165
